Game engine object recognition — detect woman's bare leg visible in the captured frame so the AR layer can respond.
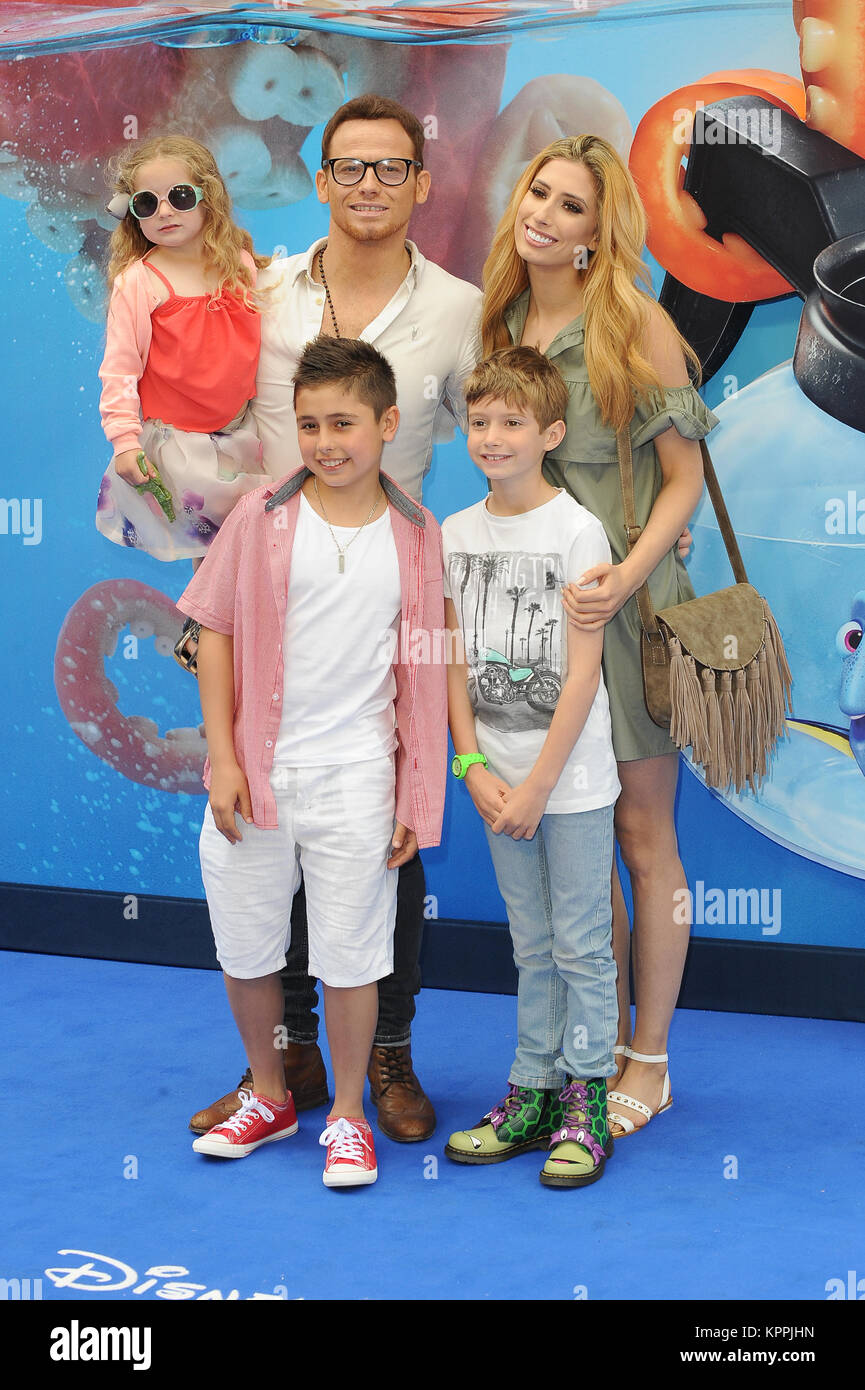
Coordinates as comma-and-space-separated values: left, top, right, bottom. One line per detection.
610, 856, 632, 1090
610, 753, 690, 1133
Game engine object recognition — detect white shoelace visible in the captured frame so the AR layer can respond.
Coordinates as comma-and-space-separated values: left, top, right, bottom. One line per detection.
319, 1116, 369, 1164
220, 1089, 275, 1136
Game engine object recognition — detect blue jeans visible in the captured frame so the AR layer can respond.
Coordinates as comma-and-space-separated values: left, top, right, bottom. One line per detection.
484, 804, 617, 1089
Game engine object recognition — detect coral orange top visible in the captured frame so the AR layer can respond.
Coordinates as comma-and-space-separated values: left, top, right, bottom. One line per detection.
98, 250, 261, 454
138, 257, 260, 434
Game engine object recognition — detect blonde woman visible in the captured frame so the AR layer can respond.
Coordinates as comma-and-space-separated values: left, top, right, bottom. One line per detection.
481, 135, 719, 1138
96, 135, 270, 565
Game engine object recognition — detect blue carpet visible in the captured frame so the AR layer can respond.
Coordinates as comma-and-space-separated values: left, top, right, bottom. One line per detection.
2, 950, 862, 1302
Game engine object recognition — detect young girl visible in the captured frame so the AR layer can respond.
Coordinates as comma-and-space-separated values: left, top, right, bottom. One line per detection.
96, 134, 269, 567
481, 135, 719, 1139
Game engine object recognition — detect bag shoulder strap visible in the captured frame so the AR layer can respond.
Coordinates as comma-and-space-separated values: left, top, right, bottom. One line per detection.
615, 423, 749, 638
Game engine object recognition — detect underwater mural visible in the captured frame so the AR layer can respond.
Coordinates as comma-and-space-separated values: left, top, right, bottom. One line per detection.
1, 0, 862, 937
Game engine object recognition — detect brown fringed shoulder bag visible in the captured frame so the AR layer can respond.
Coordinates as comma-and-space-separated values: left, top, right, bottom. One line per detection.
616, 427, 792, 794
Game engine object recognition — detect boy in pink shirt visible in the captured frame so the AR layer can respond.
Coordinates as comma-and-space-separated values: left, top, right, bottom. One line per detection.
177, 338, 446, 1188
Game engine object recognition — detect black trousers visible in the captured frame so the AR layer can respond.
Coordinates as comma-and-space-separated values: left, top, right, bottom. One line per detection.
278, 853, 426, 1047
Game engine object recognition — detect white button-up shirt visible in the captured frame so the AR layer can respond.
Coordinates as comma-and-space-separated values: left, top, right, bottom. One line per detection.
251, 237, 482, 503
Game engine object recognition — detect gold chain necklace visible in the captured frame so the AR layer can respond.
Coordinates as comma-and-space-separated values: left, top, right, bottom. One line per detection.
312, 476, 382, 574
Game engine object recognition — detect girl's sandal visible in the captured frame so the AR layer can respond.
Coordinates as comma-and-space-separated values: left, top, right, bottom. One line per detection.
607, 1049, 673, 1137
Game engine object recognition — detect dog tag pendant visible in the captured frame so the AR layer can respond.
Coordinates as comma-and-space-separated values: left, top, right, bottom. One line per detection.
338, 553, 345, 574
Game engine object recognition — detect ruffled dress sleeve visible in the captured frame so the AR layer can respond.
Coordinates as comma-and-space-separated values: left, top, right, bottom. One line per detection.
630, 382, 719, 450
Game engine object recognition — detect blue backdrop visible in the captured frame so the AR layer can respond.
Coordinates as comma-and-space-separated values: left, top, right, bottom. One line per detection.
2, 1, 862, 961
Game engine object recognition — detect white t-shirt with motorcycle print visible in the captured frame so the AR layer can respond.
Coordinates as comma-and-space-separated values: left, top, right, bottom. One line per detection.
442, 488, 621, 814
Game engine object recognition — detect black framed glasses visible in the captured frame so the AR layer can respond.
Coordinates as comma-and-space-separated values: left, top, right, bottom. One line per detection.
321, 158, 423, 187
129, 183, 204, 220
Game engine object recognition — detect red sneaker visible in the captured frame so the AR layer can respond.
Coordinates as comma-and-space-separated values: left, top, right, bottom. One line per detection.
319, 1116, 378, 1187
192, 1088, 298, 1158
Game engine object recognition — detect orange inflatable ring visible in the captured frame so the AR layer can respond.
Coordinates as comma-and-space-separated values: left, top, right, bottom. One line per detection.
629, 69, 807, 303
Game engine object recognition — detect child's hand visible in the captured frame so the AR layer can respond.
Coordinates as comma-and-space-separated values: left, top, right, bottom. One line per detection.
490, 780, 546, 840
465, 764, 510, 827
562, 562, 632, 630
114, 448, 158, 486
209, 761, 254, 843
678, 525, 693, 559
388, 822, 418, 868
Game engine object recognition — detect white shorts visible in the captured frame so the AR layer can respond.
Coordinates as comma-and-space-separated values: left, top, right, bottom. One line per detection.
199, 755, 397, 987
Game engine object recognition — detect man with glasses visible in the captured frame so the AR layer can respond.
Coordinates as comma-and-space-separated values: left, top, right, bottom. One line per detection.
188, 94, 481, 1144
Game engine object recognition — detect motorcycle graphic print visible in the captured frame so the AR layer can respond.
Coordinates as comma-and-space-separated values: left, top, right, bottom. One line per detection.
448, 548, 567, 733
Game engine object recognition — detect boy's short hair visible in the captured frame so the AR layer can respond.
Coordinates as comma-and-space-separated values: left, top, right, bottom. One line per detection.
465, 347, 569, 432
293, 337, 398, 419
321, 95, 425, 165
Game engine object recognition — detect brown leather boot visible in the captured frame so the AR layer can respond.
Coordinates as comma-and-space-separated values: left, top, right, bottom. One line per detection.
367, 1044, 436, 1143
188, 1042, 330, 1134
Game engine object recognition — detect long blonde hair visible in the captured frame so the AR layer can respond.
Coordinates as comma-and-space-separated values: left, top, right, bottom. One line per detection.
104, 135, 270, 308
481, 135, 700, 433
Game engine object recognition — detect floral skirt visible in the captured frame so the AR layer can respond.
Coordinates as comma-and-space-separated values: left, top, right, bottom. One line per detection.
95, 404, 266, 561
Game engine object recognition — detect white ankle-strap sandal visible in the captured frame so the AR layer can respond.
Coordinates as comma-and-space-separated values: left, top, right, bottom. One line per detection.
607, 1048, 673, 1136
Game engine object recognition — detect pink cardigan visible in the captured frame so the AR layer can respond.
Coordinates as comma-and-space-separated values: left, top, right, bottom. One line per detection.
98, 249, 256, 456
176, 468, 448, 848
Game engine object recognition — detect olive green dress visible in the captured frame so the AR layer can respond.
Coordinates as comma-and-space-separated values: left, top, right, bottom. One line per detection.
505, 289, 720, 762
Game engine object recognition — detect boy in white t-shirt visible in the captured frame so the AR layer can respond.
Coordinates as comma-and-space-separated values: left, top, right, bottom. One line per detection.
177, 338, 446, 1189
441, 346, 620, 1188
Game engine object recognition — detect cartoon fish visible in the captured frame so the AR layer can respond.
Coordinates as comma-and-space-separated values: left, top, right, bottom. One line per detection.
837, 589, 865, 774
781, 590, 865, 774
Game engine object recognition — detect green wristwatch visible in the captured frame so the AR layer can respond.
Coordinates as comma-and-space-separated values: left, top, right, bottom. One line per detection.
451, 753, 487, 779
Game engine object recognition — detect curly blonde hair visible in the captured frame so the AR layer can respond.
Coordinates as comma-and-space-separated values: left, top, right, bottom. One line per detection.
104, 134, 270, 309
481, 134, 700, 433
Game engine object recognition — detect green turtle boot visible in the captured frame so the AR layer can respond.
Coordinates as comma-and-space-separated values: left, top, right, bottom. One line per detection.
539, 1077, 613, 1188
445, 1084, 566, 1165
